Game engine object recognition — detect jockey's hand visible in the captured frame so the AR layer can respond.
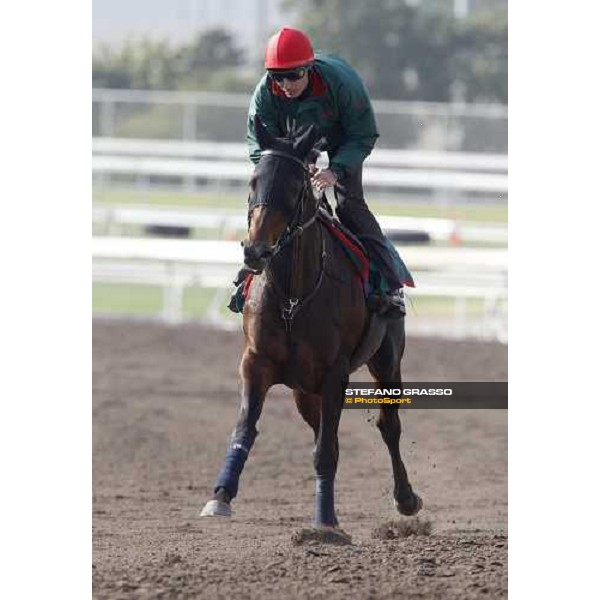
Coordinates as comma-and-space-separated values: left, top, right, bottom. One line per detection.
311, 168, 338, 192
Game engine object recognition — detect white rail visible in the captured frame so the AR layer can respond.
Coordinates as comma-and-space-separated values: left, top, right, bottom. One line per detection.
92, 237, 508, 341
93, 155, 508, 194
93, 137, 508, 172
92, 135, 508, 195
92, 204, 508, 245
92, 237, 507, 268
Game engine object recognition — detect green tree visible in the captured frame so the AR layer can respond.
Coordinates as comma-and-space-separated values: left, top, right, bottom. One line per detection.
174, 28, 248, 90
92, 29, 249, 92
92, 38, 178, 89
180, 29, 243, 71
454, 8, 508, 103
281, 0, 507, 103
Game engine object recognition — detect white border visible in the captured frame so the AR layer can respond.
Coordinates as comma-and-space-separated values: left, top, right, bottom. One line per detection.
510, 1, 599, 597
1, 1, 90, 598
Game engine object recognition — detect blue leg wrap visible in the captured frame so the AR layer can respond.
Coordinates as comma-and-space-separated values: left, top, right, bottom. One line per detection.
315, 476, 336, 526
213, 443, 250, 499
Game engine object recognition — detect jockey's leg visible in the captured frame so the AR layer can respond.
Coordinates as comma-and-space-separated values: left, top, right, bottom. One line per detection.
333, 166, 405, 316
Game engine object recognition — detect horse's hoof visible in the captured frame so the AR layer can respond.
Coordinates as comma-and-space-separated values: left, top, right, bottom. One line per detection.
200, 499, 232, 517
395, 493, 423, 516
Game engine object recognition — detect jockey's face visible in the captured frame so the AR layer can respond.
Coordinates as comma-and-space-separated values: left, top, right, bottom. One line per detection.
276, 72, 309, 98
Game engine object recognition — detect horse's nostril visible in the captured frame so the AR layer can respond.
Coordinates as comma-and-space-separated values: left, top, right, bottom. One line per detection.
244, 249, 261, 269
244, 243, 272, 262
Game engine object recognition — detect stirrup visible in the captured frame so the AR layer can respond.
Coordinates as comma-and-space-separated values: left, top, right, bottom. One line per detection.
227, 288, 243, 314
384, 287, 406, 317
228, 281, 247, 314
227, 267, 255, 314
367, 288, 406, 318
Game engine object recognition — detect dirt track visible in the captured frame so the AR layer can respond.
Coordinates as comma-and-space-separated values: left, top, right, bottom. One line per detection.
93, 320, 507, 599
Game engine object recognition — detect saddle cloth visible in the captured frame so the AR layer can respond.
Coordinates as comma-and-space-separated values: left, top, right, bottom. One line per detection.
317, 209, 415, 294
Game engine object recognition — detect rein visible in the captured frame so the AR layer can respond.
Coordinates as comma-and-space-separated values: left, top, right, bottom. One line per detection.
255, 149, 327, 332
266, 224, 327, 332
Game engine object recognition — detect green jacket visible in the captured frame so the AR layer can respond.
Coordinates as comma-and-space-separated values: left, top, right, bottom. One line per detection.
246, 53, 379, 178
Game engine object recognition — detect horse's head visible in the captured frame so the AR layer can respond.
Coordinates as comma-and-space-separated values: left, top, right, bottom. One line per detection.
243, 118, 321, 272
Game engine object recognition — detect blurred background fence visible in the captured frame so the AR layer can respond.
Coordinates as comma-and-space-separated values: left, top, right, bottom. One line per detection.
92, 88, 507, 153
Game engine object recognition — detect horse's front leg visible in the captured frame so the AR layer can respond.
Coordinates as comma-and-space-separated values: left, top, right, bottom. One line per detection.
313, 359, 349, 527
200, 351, 273, 517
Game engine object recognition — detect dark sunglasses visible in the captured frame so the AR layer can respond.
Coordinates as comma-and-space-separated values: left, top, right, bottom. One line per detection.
268, 66, 309, 83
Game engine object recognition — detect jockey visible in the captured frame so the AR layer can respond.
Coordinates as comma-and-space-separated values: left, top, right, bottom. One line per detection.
231, 26, 405, 317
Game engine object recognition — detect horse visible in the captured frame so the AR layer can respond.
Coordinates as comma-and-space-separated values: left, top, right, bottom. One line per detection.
200, 120, 422, 530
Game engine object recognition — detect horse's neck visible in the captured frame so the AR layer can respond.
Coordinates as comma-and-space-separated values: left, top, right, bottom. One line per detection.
292, 219, 323, 298
270, 213, 323, 300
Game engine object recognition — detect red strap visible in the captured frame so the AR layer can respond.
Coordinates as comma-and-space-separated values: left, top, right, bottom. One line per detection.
320, 219, 369, 284
242, 274, 254, 300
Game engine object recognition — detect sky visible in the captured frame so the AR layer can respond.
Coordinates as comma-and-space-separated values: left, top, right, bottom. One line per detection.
93, 0, 295, 61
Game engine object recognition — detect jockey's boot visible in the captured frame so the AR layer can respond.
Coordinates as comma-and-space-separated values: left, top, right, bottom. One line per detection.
227, 267, 253, 314
384, 287, 406, 318
227, 287, 243, 313
367, 287, 406, 319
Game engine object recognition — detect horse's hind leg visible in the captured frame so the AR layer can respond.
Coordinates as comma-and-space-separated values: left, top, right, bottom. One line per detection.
200, 351, 274, 517
368, 325, 423, 516
375, 404, 422, 516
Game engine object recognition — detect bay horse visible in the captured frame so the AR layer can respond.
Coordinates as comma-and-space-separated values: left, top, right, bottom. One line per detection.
200, 120, 422, 529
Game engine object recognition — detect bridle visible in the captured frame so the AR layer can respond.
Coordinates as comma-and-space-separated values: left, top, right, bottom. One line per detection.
248, 149, 320, 256
247, 148, 327, 331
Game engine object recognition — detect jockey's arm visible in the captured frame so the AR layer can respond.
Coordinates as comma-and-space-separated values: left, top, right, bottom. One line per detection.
328, 83, 379, 178
246, 82, 281, 164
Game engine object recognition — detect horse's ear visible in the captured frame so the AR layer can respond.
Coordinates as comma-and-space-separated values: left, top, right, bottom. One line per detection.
293, 124, 320, 157
254, 115, 275, 150
285, 116, 300, 139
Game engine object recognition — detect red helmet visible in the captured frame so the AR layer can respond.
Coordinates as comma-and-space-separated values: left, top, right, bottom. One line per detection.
264, 27, 314, 69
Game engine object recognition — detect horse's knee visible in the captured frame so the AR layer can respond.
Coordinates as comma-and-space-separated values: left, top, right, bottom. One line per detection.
231, 422, 258, 450
231, 393, 263, 448
239, 394, 262, 426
